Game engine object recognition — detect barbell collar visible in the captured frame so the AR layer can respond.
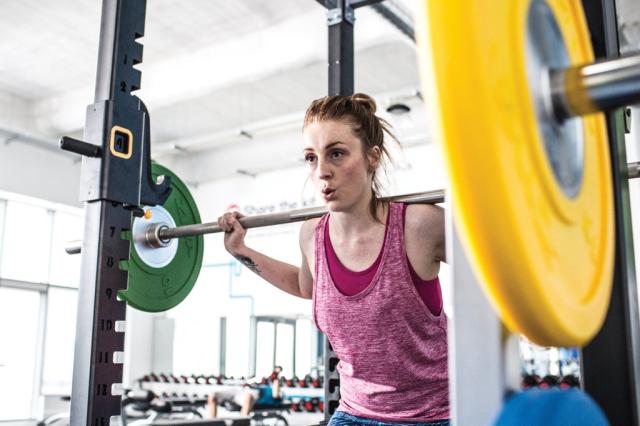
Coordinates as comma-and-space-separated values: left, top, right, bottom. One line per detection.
629, 161, 640, 179
144, 223, 172, 248
551, 53, 640, 121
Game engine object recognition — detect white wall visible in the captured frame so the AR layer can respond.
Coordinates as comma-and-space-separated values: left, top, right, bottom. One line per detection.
0, 92, 31, 131
0, 142, 82, 207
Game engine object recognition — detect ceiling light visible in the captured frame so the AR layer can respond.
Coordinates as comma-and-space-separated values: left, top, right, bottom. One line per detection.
386, 103, 411, 115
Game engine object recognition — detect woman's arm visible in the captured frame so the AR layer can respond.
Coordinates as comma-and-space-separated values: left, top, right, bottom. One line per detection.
219, 211, 316, 299
405, 204, 447, 280
229, 245, 305, 298
297, 219, 317, 299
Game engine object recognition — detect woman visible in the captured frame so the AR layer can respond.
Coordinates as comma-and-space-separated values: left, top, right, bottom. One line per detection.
218, 93, 449, 425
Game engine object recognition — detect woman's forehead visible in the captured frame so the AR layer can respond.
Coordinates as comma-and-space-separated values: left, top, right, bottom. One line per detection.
303, 120, 359, 147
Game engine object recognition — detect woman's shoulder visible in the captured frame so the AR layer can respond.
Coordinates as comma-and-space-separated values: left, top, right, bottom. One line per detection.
300, 216, 323, 236
299, 217, 323, 268
402, 202, 446, 264
403, 203, 444, 235
299, 216, 323, 247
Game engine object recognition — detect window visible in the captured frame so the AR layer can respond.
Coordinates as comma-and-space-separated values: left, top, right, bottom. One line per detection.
0, 192, 83, 420
256, 322, 275, 377
0, 288, 42, 420
48, 212, 83, 287
275, 322, 294, 377
295, 318, 314, 378
41, 287, 78, 395
0, 201, 51, 283
251, 316, 317, 379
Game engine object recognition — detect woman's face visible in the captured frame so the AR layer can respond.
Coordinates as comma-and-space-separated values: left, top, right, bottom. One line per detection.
302, 119, 378, 211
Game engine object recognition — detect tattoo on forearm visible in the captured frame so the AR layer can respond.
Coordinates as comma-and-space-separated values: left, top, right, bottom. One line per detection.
233, 253, 261, 274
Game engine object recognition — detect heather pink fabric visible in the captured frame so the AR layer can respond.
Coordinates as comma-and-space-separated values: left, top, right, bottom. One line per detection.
325, 203, 443, 316
313, 202, 449, 422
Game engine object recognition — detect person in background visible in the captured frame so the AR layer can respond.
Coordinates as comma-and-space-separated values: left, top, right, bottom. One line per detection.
207, 366, 282, 417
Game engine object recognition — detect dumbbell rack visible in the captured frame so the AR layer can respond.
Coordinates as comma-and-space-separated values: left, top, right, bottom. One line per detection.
138, 380, 324, 400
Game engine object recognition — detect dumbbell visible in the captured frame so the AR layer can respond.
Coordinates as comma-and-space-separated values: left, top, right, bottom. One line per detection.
539, 375, 560, 389
559, 374, 580, 389
521, 374, 541, 389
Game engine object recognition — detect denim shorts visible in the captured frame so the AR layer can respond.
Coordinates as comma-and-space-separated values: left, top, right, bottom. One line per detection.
328, 411, 450, 426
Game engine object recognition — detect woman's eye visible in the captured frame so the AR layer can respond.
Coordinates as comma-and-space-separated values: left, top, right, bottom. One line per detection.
305, 155, 316, 163
331, 151, 343, 159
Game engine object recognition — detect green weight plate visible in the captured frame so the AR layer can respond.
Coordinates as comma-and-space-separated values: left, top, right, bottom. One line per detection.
118, 163, 204, 312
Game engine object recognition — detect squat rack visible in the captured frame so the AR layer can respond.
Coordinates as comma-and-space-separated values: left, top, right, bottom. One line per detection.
61, 0, 640, 424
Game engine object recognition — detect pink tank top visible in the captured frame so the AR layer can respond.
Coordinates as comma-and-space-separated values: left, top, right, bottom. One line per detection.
313, 202, 449, 422
324, 203, 443, 316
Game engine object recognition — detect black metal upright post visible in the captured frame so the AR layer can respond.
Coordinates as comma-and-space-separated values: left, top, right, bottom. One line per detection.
326, 0, 354, 96
67, 1, 170, 424
581, 1, 640, 425
317, 0, 356, 420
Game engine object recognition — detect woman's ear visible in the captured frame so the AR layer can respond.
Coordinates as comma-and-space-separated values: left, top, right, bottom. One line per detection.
367, 146, 382, 171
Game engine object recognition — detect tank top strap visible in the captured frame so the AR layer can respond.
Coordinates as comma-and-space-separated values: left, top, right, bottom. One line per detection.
387, 202, 404, 237
387, 203, 404, 249
314, 213, 329, 280
315, 212, 330, 242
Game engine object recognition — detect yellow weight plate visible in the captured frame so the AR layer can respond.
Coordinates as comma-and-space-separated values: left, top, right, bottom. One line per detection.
416, 0, 614, 346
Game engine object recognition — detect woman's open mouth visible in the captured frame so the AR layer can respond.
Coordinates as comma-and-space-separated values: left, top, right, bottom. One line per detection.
322, 188, 336, 201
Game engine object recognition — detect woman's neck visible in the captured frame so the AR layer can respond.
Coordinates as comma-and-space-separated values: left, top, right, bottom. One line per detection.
329, 195, 387, 238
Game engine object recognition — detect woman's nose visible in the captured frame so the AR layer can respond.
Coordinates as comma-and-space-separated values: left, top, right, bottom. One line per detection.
316, 158, 332, 179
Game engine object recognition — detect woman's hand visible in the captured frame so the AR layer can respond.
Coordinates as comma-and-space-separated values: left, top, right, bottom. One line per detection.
217, 211, 247, 254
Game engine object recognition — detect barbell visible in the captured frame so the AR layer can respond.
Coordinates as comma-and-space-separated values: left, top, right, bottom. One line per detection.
67, 156, 640, 318
65, 165, 446, 312
65, 158, 640, 255
67, 0, 640, 346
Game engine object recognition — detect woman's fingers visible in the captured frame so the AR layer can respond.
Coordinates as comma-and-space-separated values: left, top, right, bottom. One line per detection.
218, 211, 245, 233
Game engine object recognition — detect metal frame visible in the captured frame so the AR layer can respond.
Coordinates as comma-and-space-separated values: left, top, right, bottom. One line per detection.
327, 0, 355, 96
67, 1, 170, 424
71, 201, 129, 425
369, 1, 414, 42
250, 316, 298, 377
447, 222, 505, 424
219, 316, 227, 376
315, 0, 355, 418
580, 2, 640, 425
315, 0, 414, 42
0, 199, 6, 276
31, 291, 49, 417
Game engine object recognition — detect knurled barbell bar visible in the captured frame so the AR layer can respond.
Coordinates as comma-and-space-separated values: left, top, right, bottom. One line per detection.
151, 190, 444, 243
65, 189, 445, 254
